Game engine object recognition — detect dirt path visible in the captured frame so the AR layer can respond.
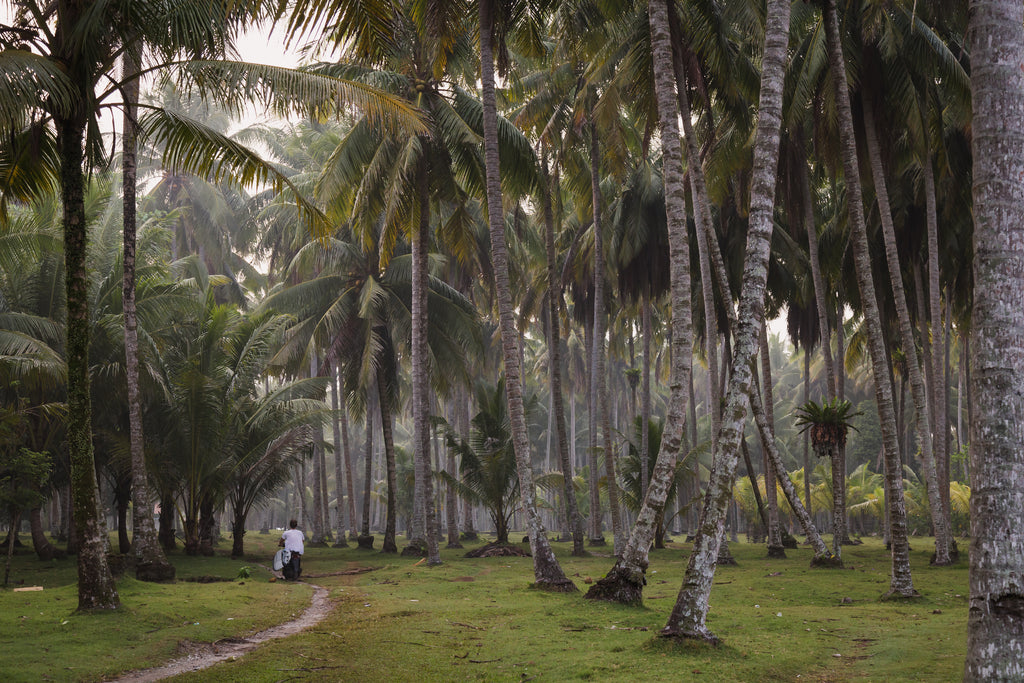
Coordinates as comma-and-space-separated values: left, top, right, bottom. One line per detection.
111, 579, 332, 682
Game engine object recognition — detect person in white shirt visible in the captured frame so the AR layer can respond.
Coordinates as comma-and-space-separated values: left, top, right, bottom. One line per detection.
279, 519, 304, 580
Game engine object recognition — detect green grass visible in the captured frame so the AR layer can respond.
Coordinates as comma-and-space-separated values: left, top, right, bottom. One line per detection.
1, 532, 967, 682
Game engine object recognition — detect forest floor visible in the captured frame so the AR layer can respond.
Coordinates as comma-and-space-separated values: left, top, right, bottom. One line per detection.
1, 531, 967, 681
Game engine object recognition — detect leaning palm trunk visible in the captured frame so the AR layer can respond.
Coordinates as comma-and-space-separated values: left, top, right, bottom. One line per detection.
541, 150, 585, 556
823, 0, 915, 597
964, 2, 1024, 677
759, 327, 784, 557
583, 0, 694, 606
861, 96, 952, 566
660, 0, 790, 641
122, 49, 174, 582
479, 0, 574, 592
330, 368, 349, 547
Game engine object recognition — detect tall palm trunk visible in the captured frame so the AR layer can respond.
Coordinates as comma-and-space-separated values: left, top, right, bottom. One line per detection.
923, 148, 953, 553
330, 367, 349, 547
479, 0, 574, 591
861, 94, 951, 565
964, 1, 1024, 676
661, 0, 794, 641
411, 154, 441, 564
822, 0, 915, 597
759, 326, 784, 557
122, 49, 174, 582
541, 149, 585, 556
589, 120, 624, 554
583, 0, 694, 605
60, 109, 119, 610
359, 387, 376, 546
377, 365, 398, 554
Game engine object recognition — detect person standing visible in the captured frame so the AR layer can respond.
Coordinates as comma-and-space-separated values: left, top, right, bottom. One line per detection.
279, 519, 305, 580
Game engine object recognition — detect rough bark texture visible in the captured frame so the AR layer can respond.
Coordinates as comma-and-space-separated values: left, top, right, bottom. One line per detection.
122, 49, 175, 583
862, 95, 951, 566
661, 0, 789, 641
411, 157, 441, 565
377, 367, 398, 554
759, 327, 784, 557
541, 151, 585, 556
359, 394, 374, 541
479, 0, 574, 592
965, 1, 1024, 677
822, 0, 916, 598
60, 111, 119, 610
330, 369, 349, 547
583, 0, 695, 607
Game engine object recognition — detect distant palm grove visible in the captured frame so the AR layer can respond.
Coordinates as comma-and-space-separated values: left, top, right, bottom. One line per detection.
0, 0, 1021, 677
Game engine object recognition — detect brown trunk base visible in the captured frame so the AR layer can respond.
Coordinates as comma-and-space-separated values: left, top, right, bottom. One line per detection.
460, 531, 479, 541
766, 544, 787, 559
381, 537, 398, 553
781, 531, 799, 548
880, 589, 922, 601
583, 564, 646, 606
841, 535, 863, 546
588, 537, 607, 547
465, 542, 531, 558
809, 553, 844, 568
136, 560, 177, 583
659, 626, 721, 646
401, 540, 427, 557
357, 535, 375, 550
446, 541, 464, 549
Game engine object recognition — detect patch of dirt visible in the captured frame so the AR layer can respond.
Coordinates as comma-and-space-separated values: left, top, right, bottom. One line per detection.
110, 580, 336, 682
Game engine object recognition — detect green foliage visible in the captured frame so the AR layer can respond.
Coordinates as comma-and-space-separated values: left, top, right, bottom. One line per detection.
793, 397, 863, 458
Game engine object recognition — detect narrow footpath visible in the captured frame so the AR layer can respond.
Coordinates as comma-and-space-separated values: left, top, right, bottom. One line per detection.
110, 580, 333, 682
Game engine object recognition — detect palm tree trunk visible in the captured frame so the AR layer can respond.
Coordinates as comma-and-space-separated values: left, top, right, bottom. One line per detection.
862, 93, 951, 565
541, 149, 585, 556
661, 0, 794, 641
584, 321, 603, 544
759, 327, 784, 557
359, 388, 375, 546
479, 0, 574, 591
60, 110, 119, 610
589, 119, 624, 555
377, 365, 399, 554
122, 49, 174, 582
411, 154, 441, 564
822, 0, 915, 597
583, 0, 695, 605
330, 368, 349, 547
30, 507, 62, 561
964, 2, 1024, 676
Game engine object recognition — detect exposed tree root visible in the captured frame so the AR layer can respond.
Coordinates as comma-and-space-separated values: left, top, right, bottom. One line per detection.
809, 554, 844, 569
766, 545, 787, 559
532, 577, 578, 593
464, 542, 531, 558
659, 626, 721, 646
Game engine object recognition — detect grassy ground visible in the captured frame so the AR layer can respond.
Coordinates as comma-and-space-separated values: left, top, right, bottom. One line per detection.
1, 531, 967, 682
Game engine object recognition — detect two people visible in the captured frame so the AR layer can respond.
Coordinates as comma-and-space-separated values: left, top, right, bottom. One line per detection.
278, 518, 304, 580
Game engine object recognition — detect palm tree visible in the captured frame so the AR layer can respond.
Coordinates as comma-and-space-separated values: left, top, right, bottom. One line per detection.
964, 1, 1024, 677
441, 378, 525, 545
821, 0, 916, 598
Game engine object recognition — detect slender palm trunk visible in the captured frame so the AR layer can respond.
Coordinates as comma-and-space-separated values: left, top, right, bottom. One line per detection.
479, 0, 574, 591
964, 1, 1024, 676
541, 150, 585, 556
411, 155, 441, 564
60, 111, 119, 610
589, 120, 624, 554
359, 390, 375, 545
759, 327, 784, 557
660, 0, 792, 641
862, 94, 951, 565
377, 366, 398, 554
822, 0, 915, 597
330, 368, 349, 547
122, 49, 174, 582
583, 0, 694, 605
